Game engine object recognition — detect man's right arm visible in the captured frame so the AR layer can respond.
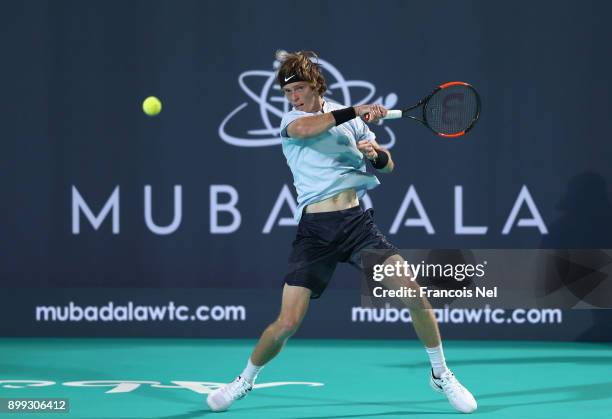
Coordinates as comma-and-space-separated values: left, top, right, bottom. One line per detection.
286, 104, 382, 139
286, 113, 336, 139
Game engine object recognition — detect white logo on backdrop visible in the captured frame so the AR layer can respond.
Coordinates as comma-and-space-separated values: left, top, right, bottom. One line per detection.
219, 57, 398, 148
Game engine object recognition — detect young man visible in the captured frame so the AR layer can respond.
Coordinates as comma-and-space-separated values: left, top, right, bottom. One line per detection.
207, 50, 477, 414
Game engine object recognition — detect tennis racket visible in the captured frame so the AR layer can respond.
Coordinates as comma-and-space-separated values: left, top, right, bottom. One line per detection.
365, 81, 481, 138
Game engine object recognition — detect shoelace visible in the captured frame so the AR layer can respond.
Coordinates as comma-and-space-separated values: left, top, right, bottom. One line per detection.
226, 377, 252, 400
439, 373, 462, 397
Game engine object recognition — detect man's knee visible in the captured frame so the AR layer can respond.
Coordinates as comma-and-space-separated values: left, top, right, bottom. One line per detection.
380, 254, 416, 285
275, 316, 302, 337
382, 253, 405, 269
378, 254, 430, 309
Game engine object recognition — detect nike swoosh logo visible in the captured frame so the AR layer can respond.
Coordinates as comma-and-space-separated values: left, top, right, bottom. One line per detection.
431, 379, 443, 390
284, 74, 296, 82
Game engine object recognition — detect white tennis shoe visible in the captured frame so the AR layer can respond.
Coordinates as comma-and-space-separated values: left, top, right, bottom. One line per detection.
430, 369, 477, 413
207, 376, 252, 412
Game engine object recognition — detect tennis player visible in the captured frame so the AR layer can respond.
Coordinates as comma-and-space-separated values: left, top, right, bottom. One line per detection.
207, 50, 477, 414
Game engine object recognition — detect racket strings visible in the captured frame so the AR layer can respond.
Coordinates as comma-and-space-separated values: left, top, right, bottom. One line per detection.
425, 86, 480, 135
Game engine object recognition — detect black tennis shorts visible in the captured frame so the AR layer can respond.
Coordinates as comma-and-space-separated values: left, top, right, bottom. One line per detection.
284, 205, 399, 298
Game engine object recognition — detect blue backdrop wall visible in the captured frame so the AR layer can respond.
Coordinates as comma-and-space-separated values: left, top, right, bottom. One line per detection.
2, 0, 611, 340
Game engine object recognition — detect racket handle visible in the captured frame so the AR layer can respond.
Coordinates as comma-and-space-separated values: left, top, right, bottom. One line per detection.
382, 110, 403, 120
364, 109, 403, 122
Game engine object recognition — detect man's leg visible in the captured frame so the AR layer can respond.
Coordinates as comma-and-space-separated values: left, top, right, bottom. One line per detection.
250, 283, 312, 366
207, 284, 311, 412
377, 255, 440, 343
380, 254, 477, 414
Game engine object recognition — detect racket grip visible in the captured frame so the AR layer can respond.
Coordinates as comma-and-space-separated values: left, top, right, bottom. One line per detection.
382, 110, 403, 120
364, 109, 403, 122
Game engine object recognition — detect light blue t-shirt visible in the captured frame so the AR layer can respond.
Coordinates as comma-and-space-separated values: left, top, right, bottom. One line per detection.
280, 100, 380, 221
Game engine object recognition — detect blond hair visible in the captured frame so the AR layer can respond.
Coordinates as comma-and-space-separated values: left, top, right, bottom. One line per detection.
276, 50, 327, 96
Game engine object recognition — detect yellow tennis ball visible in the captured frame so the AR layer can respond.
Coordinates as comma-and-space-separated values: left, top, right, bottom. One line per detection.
142, 96, 162, 116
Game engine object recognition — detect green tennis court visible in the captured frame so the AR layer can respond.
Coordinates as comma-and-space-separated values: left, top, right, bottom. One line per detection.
1, 339, 611, 418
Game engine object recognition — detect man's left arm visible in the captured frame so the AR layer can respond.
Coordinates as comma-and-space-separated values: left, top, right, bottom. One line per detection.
357, 138, 395, 173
